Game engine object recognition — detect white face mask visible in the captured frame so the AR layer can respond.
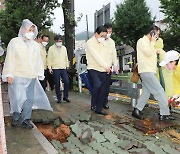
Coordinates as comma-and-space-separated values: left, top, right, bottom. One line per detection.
106, 33, 111, 38
42, 42, 48, 47
97, 37, 105, 43
56, 42, 62, 47
25, 32, 34, 40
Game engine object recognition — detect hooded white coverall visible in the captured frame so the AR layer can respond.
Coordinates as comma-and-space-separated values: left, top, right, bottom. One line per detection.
2, 19, 52, 122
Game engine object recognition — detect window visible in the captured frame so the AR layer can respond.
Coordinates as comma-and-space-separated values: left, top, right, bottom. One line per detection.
124, 57, 130, 65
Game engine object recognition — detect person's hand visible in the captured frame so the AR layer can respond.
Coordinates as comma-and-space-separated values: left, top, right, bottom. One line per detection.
156, 50, 161, 54
113, 66, 119, 74
7, 77, 13, 84
105, 67, 111, 74
49, 69, 53, 74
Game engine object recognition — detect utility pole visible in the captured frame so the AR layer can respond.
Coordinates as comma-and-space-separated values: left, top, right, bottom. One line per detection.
86, 15, 89, 40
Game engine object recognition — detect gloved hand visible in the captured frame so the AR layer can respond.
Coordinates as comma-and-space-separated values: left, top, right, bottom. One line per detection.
171, 94, 180, 102
172, 94, 180, 99
175, 97, 180, 102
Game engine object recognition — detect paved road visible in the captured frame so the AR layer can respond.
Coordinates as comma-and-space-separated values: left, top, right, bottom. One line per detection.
2, 84, 180, 154
33, 90, 180, 153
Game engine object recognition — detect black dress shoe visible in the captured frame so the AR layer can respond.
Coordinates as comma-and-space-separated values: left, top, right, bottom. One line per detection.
63, 98, 71, 103
95, 111, 108, 116
159, 115, 176, 121
22, 119, 34, 129
91, 106, 96, 111
132, 108, 142, 120
103, 105, 110, 109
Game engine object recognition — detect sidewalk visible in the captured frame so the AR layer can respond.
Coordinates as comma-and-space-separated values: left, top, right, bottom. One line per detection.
2, 83, 58, 154
3, 85, 180, 153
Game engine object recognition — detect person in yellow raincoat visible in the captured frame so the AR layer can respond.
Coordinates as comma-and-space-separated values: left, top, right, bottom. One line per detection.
170, 63, 180, 105
159, 50, 180, 103
173, 60, 180, 95
155, 38, 174, 97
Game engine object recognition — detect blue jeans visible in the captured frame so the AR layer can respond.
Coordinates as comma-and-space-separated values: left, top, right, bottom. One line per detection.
8, 77, 36, 122
21, 79, 36, 121
53, 69, 69, 101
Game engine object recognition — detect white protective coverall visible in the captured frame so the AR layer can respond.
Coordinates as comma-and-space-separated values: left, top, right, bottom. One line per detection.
2, 19, 52, 122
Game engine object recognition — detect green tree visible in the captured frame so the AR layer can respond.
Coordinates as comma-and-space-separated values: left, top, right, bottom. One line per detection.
0, 0, 59, 46
160, 0, 180, 51
112, 0, 154, 49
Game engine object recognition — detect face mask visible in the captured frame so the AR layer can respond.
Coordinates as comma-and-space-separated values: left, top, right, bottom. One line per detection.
107, 33, 111, 38
97, 37, 105, 43
56, 42, 62, 47
42, 42, 48, 47
25, 32, 34, 40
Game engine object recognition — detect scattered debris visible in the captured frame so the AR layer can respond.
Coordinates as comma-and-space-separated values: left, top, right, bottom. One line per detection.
79, 128, 93, 144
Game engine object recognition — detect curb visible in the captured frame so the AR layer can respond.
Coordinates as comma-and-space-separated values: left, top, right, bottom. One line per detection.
32, 123, 58, 154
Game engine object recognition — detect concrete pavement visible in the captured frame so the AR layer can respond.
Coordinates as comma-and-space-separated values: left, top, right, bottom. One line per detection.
2, 83, 180, 154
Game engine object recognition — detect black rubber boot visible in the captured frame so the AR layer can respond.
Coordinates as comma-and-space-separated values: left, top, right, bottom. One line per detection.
11, 112, 21, 127
22, 119, 34, 129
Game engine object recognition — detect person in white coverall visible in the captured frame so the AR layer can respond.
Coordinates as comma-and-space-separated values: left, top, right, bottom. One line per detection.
2, 19, 45, 129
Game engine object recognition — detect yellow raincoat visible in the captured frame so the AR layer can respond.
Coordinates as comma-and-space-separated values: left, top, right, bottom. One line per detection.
155, 38, 173, 97
173, 62, 180, 94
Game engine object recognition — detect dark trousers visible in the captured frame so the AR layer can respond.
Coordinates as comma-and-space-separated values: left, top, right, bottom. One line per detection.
47, 69, 55, 90
103, 73, 111, 106
53, 69, 69, 102
88, 69, 107, 112
40, 69, 48, 91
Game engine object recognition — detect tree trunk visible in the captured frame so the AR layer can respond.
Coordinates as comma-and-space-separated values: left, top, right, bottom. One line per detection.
62, 0, 76, 89
62, 0, 75, 69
